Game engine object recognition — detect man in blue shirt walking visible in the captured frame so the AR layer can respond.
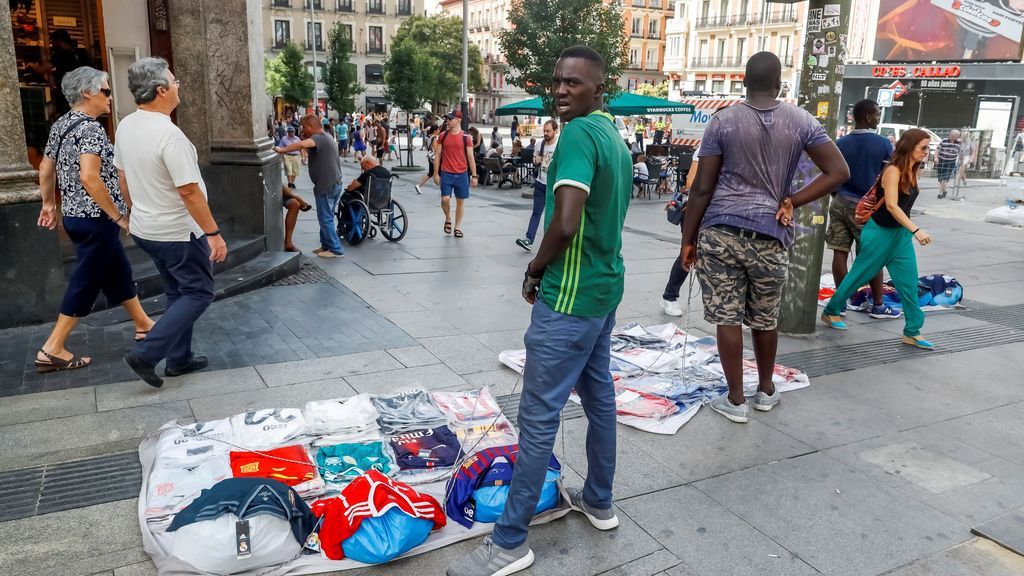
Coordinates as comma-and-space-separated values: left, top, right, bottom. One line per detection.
825, 99, 900, 319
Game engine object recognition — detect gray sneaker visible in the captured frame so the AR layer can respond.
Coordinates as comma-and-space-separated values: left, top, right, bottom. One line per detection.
709, 394, 749, 423
447, 536, 534, 576
752, 388, 781, 412
567, 487, 619, 530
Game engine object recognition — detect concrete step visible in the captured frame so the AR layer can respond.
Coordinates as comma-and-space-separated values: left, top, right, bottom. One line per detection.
81, 250, 301, 327
82, 233, 266, 312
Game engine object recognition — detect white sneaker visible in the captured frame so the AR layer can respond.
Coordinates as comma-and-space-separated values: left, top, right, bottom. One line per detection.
415, 184, 423, 195
661, 299, 683, 317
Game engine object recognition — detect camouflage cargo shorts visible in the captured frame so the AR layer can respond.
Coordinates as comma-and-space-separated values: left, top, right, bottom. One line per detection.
825, 195, 862, 253
695, 226, 789, 331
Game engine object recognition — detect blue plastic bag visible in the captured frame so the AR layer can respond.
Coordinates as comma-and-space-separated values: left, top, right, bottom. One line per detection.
341, 507, 434, 564
472, 469, 560, 524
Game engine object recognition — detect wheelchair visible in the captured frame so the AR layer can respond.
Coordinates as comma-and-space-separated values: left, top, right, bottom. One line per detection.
335, 174, 408, 245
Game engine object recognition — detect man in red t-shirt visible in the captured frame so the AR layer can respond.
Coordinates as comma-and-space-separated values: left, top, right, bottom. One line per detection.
432, 110, 477, 238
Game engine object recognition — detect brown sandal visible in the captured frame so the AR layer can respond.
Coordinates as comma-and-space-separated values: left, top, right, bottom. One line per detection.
34, 348, 91, 373
454, 229, 464, 238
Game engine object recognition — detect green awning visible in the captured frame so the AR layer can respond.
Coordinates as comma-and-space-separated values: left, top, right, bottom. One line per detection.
495, 94, 694, 116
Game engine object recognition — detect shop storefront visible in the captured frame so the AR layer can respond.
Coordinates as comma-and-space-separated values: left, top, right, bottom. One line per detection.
840, 62, 1024, 149
9, 0, 162, 167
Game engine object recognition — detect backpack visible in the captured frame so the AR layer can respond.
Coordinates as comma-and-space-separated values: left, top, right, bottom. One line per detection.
854, 163, 890, 225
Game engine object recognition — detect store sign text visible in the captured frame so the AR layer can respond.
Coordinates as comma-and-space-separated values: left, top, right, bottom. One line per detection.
872, 66, 961, 78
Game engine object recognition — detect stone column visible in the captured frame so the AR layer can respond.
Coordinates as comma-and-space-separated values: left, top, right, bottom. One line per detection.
0, 0, 66, 328
168, 0, 284, 251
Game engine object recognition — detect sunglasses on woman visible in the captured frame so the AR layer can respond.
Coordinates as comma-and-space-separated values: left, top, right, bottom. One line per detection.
98, 88, 112, 97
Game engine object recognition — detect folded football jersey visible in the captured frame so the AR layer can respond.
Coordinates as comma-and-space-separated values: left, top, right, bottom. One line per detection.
310, 469, 446, 561
230, 408, 308, 449
371, 388, 448, 434
229, 444, 324, 497
453, 417, 519, 454
168, 478, 315, 575
316, 441, 398, 485
146, 455, 232, 530
304, 394, 380, 439
431, 388, 502, 426
157, 419, 235, 461
389, 426, 462, 470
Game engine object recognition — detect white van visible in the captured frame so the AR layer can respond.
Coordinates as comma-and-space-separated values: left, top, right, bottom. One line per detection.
877, 123, 941, 150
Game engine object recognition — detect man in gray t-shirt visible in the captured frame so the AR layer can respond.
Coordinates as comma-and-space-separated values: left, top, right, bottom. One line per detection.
681, 52, 849, 424
274, 115, 345, 257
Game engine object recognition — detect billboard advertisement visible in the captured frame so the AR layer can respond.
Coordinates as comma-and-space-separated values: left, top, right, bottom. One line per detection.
875, 0, 1024, 61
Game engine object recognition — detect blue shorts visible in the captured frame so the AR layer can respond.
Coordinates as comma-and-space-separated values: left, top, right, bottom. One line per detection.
339, 139, 349, 150
440, 171, 470, 199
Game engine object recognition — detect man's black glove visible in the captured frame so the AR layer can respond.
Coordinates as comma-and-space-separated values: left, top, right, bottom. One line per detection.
522, 263, 543, 304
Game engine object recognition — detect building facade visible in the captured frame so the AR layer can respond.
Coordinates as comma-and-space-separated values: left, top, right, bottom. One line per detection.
616, 0, 675, 91
437, 0, 529, 123
263, 0, 423, 112
665, 0, 808, 99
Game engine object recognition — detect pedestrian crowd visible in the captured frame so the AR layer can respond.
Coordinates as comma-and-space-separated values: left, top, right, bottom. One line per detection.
30, 47, 943, 576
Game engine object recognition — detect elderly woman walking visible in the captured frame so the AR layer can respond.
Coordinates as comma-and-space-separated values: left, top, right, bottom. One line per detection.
35, 66, 155, 373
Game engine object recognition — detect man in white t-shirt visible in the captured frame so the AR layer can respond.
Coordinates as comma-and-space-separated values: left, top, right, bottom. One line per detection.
515, 119, 558, 251
115, 57, 226, 388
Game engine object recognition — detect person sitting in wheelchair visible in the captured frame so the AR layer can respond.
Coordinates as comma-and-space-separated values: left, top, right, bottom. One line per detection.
344, 155, 392, 203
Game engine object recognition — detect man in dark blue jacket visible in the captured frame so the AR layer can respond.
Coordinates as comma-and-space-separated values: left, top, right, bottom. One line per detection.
825, 99, 900, 319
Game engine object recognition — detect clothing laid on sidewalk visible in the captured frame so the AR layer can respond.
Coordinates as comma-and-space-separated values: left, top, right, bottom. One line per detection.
228, 444, 324, 498
372, 388, 449, 434
316, 441, 398, 484
389, 426, 461, 469
229, 409, 308, 449
304, 394, 381, 445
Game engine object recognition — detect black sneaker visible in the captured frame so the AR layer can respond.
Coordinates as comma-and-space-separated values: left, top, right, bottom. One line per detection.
515, 237, 533, 251
165, 355, 209, 377
124, 351, 163, 388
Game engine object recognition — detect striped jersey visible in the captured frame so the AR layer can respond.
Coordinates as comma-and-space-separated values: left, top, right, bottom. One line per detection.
938, 138, 960, 161
540, 111, 632, 317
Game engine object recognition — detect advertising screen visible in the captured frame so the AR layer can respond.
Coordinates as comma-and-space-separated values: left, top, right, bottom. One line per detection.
875, 0, 1024, 61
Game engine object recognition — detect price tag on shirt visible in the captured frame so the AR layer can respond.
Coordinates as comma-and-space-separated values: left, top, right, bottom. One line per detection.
235, 520, 252, 559
616, 390, 641, 403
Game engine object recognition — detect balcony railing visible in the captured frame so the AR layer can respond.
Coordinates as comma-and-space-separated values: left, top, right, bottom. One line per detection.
272, 0, 291, 8
630, 31, 644, 38
367, 43, 385, 54
645, 60, 659, 70
305, 42, 325, 51
628, 60, 643, 70
272, 40, 290, 49
397, 1, 412, 15
303, 0, 323, 9
367, 0, 384, 14
730, 12, 761, 25
694, 15, 730, 29
336, 1, 354, 11
650, 0, 662, 7
765, 11, 798, 24
689, 56, 743, 68
632, 0, 645, 7
648, 31, 660, 39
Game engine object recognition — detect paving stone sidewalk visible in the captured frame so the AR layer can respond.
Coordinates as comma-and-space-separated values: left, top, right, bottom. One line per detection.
1, 150, 1023, 576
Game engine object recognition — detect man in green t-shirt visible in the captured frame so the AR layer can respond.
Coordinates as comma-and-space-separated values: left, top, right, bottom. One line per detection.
448, 46, 632, 576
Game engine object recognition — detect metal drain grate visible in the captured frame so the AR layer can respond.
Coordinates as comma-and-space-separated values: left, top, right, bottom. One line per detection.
272, 258, 331, 286
959, 303, 1024, 330
495, 392, 587, 426
0, 451, 141, 522
777, 323, 1024, 378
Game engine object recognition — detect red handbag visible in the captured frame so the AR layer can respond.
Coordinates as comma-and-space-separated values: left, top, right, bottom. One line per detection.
854, 164, 890, 225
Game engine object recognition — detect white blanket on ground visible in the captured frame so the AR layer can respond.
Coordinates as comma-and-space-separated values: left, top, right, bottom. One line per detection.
138, 399, 571, 575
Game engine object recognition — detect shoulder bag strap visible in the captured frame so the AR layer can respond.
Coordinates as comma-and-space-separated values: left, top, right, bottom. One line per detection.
54, 116, 95, 164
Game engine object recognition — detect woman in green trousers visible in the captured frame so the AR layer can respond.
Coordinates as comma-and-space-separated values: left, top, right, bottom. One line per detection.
821, 128, 935, 350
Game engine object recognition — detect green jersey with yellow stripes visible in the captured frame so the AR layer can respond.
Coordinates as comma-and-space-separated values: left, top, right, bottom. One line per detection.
539, 110, 632, 318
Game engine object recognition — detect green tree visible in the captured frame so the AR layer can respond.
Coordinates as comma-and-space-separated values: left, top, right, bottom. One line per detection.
384, 42, 432, 166
264, 42, 314, 107
498, 0, 627, 113
323, 23, 363, 113
391, 15, 486, 110
633, 80, 668, 99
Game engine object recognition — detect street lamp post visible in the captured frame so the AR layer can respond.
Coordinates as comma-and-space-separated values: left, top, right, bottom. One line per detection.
310, 0, 318, 114
461, 0, 469, 130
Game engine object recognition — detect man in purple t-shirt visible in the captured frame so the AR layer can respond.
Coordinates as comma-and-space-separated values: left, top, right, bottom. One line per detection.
681, 52, 849, 424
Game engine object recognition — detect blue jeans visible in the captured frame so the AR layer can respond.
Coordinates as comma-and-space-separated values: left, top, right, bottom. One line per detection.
131, 233, 215, 369
525, 180, 547, 242
492, 299, 618, 549
316, 183, 344, 254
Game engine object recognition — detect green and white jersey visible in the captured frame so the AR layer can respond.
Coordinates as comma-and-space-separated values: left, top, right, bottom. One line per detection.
539, 110, 632, 318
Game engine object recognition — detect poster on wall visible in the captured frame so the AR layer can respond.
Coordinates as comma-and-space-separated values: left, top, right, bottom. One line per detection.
875, 0, 1024, 61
